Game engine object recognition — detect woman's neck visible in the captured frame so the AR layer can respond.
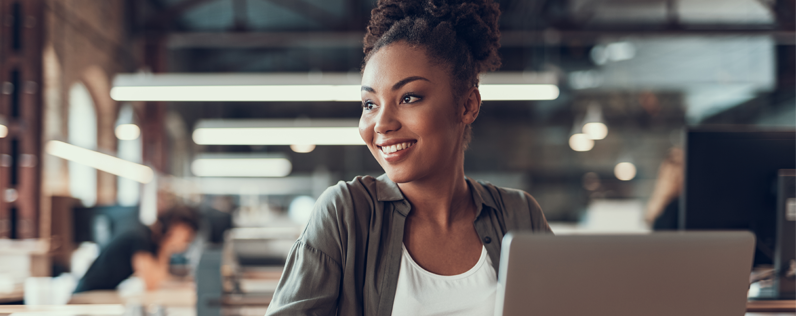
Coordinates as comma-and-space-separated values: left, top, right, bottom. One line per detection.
397, 165, 474, 228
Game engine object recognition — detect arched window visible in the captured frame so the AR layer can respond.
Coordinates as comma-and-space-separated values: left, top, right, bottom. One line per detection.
68, 82, 98, 206
116, 103, 142, 206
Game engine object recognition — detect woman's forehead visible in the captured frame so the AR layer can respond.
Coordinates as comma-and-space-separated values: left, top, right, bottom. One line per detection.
361, 43, 443, 89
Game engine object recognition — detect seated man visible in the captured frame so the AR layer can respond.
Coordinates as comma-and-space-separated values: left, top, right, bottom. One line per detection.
74, 205, 200, 293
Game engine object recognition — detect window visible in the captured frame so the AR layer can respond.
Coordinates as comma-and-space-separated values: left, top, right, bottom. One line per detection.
68, 82, 97, 206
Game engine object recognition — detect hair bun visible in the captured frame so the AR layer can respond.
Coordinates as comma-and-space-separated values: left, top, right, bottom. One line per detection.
365, 0, 501, 73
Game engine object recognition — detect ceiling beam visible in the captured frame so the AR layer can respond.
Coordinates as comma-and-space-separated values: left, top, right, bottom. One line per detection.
146, 0, 218, 30
167, 29, 796, 49
168, 31, 363, 48
258, 0, 339, 28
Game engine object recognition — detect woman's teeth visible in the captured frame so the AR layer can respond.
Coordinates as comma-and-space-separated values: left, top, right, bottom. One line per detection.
380, 142, 414, 154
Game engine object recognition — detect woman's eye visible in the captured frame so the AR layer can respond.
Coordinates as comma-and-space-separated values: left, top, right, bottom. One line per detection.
362, 101, 376, 111
402, 95, 421, 104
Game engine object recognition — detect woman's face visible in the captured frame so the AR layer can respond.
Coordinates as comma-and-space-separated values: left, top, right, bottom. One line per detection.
360, 42, 473, 183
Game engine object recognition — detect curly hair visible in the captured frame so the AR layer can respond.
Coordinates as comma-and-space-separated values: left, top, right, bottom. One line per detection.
363, 0, 502, 148
155, 204, 200, 236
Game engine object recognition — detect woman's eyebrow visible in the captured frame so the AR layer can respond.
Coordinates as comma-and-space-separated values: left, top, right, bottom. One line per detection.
392, 76, 430, 91
360, 76, 430, 93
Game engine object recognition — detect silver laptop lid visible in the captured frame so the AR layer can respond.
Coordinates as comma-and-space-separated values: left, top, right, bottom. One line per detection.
495, 231, 755, 316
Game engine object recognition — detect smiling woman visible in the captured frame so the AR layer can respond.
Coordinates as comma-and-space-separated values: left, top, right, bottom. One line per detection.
266, 1, 552, 316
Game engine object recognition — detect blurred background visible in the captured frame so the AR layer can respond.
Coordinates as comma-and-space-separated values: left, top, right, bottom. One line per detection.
0, 0, 794, 314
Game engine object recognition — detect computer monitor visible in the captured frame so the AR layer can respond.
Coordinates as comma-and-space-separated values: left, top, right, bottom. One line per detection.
73, 205, 140, 248
682, 128, 795, 266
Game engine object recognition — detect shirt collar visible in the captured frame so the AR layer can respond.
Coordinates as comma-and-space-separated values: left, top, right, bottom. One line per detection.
376, 173, 405, 202
375, 174, 499, 214
467, 176, 498, 216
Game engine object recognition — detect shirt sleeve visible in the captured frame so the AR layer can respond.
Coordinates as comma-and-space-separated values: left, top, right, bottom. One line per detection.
265, 182, 352, 316
265, 240, 342, 316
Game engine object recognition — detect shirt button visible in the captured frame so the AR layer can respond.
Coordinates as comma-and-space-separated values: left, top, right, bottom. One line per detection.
484, 237, 492, 244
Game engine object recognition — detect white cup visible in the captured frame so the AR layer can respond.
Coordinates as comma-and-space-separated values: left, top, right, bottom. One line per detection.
24, 277, 52, 306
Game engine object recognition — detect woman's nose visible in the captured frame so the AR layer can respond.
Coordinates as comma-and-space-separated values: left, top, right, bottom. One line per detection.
374, 106, 400, 135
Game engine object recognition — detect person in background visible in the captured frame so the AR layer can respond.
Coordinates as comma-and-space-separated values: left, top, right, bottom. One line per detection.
73, 205, 200, 293
266, 0, 551, 314
645, 148, 684, 230
200, 195, 234, 245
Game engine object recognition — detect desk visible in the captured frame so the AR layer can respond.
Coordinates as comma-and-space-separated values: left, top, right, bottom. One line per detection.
0, 287, 23, 304
747, 300, 796, 314
0, 305, 123, 316
0, 299, 791, 316
68, 285, 195, 307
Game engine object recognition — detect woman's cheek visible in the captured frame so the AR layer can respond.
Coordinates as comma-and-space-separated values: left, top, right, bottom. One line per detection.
358, 118, 371, 143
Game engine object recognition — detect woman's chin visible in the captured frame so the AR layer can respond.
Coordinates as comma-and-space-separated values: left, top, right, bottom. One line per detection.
383, 168, 417, 184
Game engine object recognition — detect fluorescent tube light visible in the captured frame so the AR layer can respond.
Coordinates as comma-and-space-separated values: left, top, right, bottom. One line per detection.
111, 85, 362, 102
45, 140, 154, 183
193, 127, 364, 145
191, 157, 292, 177
193, 119, 364, 146
111, 72, 559, 102
478, 84, 559, 101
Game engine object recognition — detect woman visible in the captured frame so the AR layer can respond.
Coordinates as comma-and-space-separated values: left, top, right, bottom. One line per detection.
266, 0, 551, 315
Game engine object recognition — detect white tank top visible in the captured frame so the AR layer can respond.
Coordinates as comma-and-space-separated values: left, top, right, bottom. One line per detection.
391, 244, 497, 316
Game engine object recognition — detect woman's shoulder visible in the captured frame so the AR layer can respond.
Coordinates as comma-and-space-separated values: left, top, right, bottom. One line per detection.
470, 179, 551, 233
303, 175, 381, 234
315, 175, 380, 212
299, 175, 384, 261
470, 179, 539, 207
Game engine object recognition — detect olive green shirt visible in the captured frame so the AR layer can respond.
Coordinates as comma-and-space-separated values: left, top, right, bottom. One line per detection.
265, 174, 552, 316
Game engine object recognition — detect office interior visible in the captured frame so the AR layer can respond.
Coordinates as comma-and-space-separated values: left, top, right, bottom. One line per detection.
0, 0, 794, 315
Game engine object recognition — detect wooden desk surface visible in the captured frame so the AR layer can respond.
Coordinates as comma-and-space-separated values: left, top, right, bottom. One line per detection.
0, 304, 123, 316
68, 282, 195, 307
0, 298, 790, 316
0, 288, 23, 304
747, 300, 796, 313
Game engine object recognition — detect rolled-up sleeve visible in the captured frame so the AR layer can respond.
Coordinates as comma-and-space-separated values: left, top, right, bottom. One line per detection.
265, 240, 342, 316
265, 182, 352, 316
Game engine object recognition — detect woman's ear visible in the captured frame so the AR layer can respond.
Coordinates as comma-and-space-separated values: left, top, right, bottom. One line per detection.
461, 87, 482, 125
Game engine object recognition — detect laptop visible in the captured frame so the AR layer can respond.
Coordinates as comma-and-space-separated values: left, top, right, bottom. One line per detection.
495, 231, 755, 316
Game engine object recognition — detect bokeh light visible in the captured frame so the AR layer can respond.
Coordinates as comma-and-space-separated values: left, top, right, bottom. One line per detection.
290, 144, 316, 153
569, 133, 595, 152
115, 124, 141, 140
614, 162, 637, 181
582, 122, 608, 140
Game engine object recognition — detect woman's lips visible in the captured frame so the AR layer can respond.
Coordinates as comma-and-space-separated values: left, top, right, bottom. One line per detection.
379, 141, 415, 154
378, 141, 416, 162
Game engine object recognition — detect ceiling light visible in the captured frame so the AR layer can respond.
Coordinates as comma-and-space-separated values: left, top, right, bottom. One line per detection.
115, 124, 141, 140
111, 72, 559, 102
581, 103, 608, 140
193, 119, 364, 146
569, 133, 594, 152
478, 84, 559, 101
194, 127, 364, 145
290, 144, 316, 153
614, 162, 637, 181
111, 85, 362, 102
0, 125, 7, 138
45, 140, 154, 183
191, 157, 292, 177
582, 122, 608, 140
